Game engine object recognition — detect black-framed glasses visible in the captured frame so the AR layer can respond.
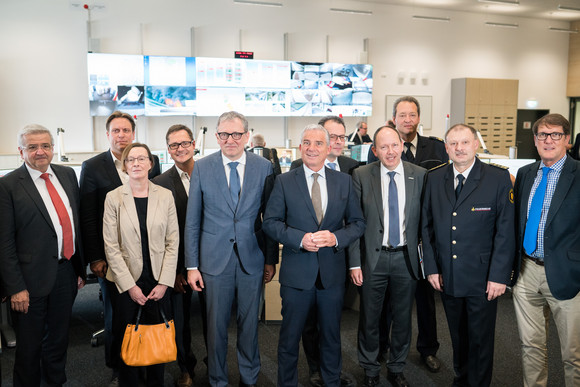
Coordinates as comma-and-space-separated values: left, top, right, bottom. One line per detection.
168, 140, 194, 150
536, 132, 565, 141
217, 132, 245, 141
329, 134, 347, 141
24, 144, 52, 152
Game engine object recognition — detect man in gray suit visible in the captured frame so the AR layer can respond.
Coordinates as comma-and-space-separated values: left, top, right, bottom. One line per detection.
185, 111, 277, 387
349, 125, 426, 387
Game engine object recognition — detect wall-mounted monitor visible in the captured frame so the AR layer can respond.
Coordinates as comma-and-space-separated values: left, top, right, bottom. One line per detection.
87, 53, 372, 117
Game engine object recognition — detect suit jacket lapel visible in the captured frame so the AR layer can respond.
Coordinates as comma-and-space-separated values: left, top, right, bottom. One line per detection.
212, 152, 236, 213
402, 162, 416, 222
17, 165, 55, 232
121, 183, 140, 239
519, 162, 540, 224
146, 182, 160, 236
238, 152, 257, 214
444, 164, 456, 205
52, 165, 80, 228
455, 158, 481, 207
545, 157, 576, 228
104, 151, 123, 186
293, 167, 319, 226
169, 166, 188, 206
370, 163, 384, 228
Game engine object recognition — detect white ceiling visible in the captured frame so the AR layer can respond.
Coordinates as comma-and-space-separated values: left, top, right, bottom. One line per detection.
348, 0, 580, 22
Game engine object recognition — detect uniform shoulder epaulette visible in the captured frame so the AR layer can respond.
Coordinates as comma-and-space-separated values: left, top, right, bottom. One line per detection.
428, 136, 445, 143
488, 163, 509, 170
428, 161, 449, 172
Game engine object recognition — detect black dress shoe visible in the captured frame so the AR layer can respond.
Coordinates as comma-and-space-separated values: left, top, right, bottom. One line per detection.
422, 354, 441, 373
363, 375, 380, 387
386, 371, 409, 387
340, 372, 354, 387
309, 371, 324, 387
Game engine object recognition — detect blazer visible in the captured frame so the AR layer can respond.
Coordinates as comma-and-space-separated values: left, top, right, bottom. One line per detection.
248, 146, 282, 175
0, 164, 85, 297
421, 158, 515, 297
367, 134, 448, 169
79, 150, 161, 264
512, 156, 580, 300
184, 151, 277, 276
348, 161, 426, 280
290, 155, 360, 176
103, 181, 178, 293
152, 165, 188, 276
263, 166, 366, 290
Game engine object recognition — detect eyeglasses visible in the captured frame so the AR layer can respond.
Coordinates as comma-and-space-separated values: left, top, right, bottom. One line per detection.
329, 134, 347, 141
536, 132, 565, 141
217, 132, 245, 141
24, 144, 52, 152
125, 156, 149, 164
168, 140, 194, 150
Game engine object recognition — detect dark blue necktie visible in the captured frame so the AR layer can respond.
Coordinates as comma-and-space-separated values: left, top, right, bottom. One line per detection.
328, 162, 337, 170
455, 174, 465, 199
388, 171, 400, 247
523, 167, 550, 255
228, 161, 240, 207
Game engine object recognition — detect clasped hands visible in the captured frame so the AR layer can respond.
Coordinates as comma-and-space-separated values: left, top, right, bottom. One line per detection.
301, 230, 336, 252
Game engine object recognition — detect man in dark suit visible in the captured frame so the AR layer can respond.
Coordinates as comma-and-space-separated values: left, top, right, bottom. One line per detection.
152, 124, 207, 387
348, 121, 372, 146
248, 132, 282, 175
512, 113, 580, 387
291, 116, 360, 174
0, 125, 86, 386
370, 97, 448, 371
349, 125, 426, 387
79, 111, 160, 384
185, 111, 278, 387
263, 124, 365, 387
290, 115, 359, 387
422, 124, 515, 387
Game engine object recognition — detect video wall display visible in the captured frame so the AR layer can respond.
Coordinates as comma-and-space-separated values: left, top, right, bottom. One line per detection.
88, 53, 372, 117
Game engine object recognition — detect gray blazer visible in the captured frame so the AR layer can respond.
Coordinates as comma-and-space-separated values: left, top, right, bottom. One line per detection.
348, 160, 426, 279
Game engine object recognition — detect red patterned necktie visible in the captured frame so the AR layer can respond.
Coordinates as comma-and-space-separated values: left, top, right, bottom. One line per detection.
40, 173, 73, 259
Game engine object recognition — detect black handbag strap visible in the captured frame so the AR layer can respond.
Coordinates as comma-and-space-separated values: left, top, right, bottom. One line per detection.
133, 303, 170, 331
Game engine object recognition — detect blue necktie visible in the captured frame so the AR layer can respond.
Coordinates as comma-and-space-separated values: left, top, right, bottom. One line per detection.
523, 167, 550, 255
388, 171, 400, 247
228, 161, 240, 207
328, 162, 337, 170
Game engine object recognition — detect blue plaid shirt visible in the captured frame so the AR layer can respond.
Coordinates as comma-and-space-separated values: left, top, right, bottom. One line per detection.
526, 155, 567, 259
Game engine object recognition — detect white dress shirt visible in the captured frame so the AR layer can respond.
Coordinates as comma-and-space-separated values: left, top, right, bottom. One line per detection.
221, 152, 246, 190
303, 164, 328, 216
452, 158, 476, 189
111, 149, 129, 183
381, 161, 406, 247
175, 164, 190, 196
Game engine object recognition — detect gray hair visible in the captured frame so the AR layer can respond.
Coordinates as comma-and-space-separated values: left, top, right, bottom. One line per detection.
252, 133, 266, 147
356, 120, 367, 130
216, 111, 249, 133
18, 124, 54, 148
300, 124, 330, 145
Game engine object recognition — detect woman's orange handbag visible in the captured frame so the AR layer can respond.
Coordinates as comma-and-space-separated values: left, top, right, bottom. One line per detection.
120, 305, 177, 366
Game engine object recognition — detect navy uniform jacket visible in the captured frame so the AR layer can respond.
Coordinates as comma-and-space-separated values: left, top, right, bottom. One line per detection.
367, 134, 448, 170
421, 158, 515, 297
512, 157, 580, 300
